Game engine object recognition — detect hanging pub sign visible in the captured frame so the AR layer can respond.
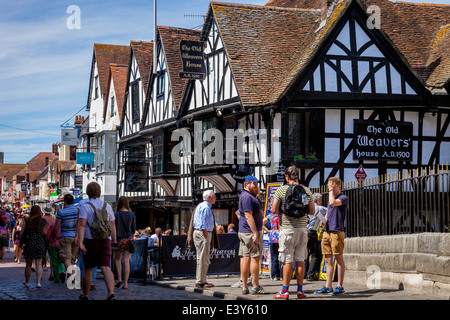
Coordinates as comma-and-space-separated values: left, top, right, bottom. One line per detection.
124, 162, 149, 192
353, 120, 413, 161
179, 40, 206, 80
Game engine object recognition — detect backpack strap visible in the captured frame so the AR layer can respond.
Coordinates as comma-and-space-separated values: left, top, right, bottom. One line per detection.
86, 202, 97, 229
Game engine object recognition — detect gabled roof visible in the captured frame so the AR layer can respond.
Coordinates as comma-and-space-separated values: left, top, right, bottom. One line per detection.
26, 152, 57, 172
358, 0, 450, 90
103, 63, 129, 123
130, 41, 154, 97
209, 1, 323, 107
158, 26, 202, 110
265, 0, 450, 91
87, 44, 130, 106
0, 164, 26, 181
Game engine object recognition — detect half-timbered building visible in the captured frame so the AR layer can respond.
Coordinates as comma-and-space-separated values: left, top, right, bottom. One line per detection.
115, 0, 450, 232
174, 0, 450, 229
117, 40, 154, 223
82, 44, 130, 202
140, 26, 201, 233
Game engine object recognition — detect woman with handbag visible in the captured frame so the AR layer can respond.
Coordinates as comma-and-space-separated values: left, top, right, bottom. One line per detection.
113, 196, 136, 290
20, 205, 47, 288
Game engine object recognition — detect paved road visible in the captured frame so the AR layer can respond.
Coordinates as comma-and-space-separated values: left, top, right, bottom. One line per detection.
1, 248, 446, 301
0, 249, 218, 301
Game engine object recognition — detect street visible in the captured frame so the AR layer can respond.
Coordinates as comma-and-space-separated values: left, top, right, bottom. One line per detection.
0, 248, 218, 301
1, 246, 446, 301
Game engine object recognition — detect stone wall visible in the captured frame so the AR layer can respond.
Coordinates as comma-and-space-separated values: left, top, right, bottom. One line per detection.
343, 233, 450, 298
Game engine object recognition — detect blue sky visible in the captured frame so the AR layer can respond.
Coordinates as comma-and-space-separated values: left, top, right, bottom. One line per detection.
0, 0, 447, 164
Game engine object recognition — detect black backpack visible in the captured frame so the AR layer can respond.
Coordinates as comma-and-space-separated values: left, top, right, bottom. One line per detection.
281, 184, 309, 218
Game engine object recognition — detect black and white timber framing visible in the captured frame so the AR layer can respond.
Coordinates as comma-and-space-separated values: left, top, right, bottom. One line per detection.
115, 0, 450, 231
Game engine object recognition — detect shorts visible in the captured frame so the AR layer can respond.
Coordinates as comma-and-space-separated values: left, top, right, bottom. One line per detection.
82, 239, 112, 269
238, 232, 263, 258
278, 228, 308, 264
321, 231, 345, 255
117, 238, 133, 251
59, 237, 79, 265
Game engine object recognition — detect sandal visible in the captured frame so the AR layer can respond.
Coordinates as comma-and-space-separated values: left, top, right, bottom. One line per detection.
107, 294, 117, 300
114, 281, 122, 288
121, 285, 128, 289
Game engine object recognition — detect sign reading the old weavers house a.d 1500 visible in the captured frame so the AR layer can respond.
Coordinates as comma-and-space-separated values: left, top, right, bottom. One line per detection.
353, 120, 413, 161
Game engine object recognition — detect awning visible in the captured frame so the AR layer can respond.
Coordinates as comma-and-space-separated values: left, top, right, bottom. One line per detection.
154, 178, 179, 197
198, 174, 236, 193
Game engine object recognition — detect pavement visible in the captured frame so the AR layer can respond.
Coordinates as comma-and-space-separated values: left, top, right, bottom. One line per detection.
1, 247, 447, 302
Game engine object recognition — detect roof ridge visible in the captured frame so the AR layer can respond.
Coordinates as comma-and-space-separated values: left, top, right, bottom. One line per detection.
211, 1, 321, 12
392, 1, 450, 8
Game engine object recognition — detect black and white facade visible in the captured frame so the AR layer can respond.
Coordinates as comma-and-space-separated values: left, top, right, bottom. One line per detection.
114, 0, 450, 232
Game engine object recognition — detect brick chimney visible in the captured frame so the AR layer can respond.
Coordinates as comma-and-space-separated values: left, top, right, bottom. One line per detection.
321, 0, 334, 21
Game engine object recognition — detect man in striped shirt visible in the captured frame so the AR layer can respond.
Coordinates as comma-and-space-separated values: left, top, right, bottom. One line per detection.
271, 166, 314, 299
53, 194, 79, 274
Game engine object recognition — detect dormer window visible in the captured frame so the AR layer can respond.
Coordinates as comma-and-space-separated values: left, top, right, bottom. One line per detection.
131, 82, 140, 123
94, 75, 99, 100
110, 96, 115, 116
157, 71, 165, 99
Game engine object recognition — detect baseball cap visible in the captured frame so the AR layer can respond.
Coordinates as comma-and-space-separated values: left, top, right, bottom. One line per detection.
244, 175, 260, 183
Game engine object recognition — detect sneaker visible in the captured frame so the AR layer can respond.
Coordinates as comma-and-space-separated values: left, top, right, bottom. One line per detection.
231, 279, 252, 288
314, 286, 333, 294
242, 288, 249, 295
273, 291, 289, 299
332, 286, 345, 295
90, 284, 96, 291
297, 291, 306, 299
231, 280, 243, 288
36, 283, 41, 288
251, 286, 269, 295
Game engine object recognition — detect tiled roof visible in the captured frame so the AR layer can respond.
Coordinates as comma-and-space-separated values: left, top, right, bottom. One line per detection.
265, 0, 324, 8
93, 44, 131, 98
264, 0, 450, 91
103, 63, 129, 122
26, 152, 58, 173
210, 1, 323, 107
358, 0, 450, 89
158, 26, 202, 110
0, 164, 26, 181
130, 41, 154, 97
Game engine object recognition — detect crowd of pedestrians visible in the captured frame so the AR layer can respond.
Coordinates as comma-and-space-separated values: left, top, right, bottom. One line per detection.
1, 166, 349, 300
0, 182, 143, 300
187, 167, 349, 299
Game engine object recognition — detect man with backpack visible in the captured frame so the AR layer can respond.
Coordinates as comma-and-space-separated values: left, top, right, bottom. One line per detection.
271, 166, 314, 299
77, 182, 117, 300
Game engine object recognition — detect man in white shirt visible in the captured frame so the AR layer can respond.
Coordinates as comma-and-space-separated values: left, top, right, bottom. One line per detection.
76, 182, 117, 300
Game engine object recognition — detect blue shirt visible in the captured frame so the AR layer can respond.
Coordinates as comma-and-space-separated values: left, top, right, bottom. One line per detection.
56, 204, 78, 238
193, 201, 214, 232
325, 193, 348, 232
238, 189, 263, 233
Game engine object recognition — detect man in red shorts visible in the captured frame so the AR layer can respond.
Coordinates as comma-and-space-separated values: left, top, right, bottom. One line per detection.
77, 182, 117, 300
